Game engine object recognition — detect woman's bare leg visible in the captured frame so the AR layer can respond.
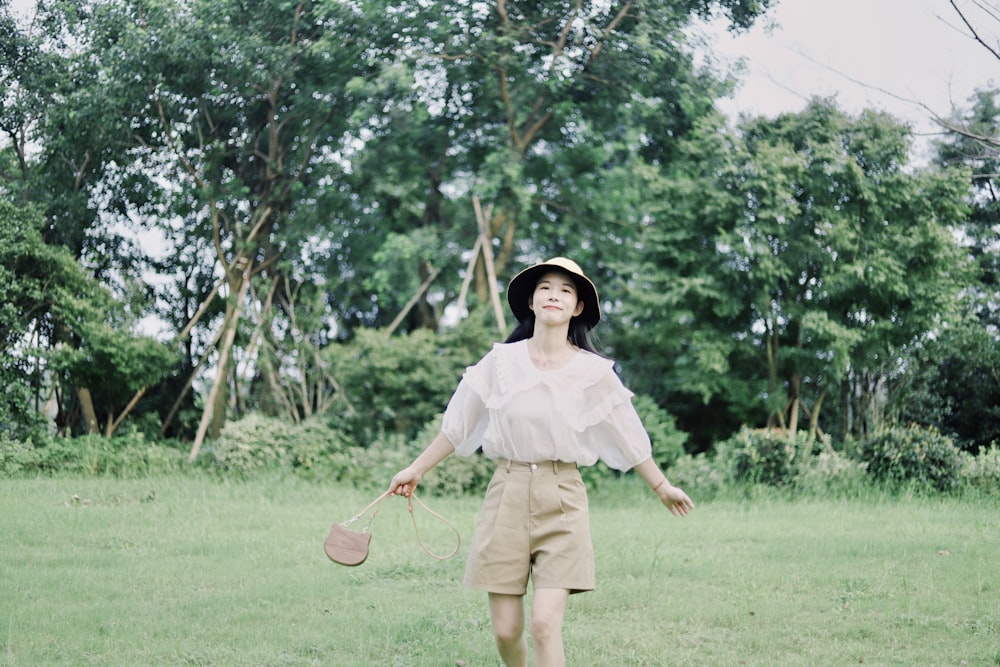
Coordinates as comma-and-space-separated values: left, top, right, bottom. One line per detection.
530, 588, 570, 667
489, 593, 527, 667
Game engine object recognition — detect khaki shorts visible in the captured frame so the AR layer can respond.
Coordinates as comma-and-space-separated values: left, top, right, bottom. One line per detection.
463, 459, 595, 595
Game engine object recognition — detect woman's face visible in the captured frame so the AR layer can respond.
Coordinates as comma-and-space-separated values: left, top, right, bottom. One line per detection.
529, 270, 585, 324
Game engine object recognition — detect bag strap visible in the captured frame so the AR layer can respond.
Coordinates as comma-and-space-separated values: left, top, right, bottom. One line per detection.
405, 491, 462, 561
342, 489, 392, 531
341, 489, 461, 561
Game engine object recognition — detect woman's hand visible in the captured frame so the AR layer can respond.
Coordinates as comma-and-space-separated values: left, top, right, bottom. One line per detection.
389, 466, 422, 497
657, 483, 695, 517
388, 432, 455, 497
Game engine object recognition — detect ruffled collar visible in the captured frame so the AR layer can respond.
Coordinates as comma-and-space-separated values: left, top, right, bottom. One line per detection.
501, 340, 611, 387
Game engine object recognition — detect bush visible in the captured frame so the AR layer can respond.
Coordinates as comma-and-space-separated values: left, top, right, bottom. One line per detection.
324, 321, 494, 444
959, 445, 1000, 496
795, 448, 870, 498
356, 417, 493, 496
633, 394, 688, 469
718, 427, 815, 487
0, 434, 42, 475
284, 418, 360, 482
666, 453, 727, 499
208, 415, 384, 486
858, 425, 962, 493
0, 430, 185, 477
208, 414, 296, 475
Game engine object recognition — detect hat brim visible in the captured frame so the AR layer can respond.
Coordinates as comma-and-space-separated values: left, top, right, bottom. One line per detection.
506, 259, 600, 330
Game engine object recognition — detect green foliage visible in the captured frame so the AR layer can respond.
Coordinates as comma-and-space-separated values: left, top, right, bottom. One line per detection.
0, 201, 76, 437
208, 414, 297, 476
9, 0, 991, 462
668, 433, 873, 500
47, 290, 177, 413
203, 413, 492, 494
794, 449, 871, 498
0, 198, 175, 437
617, 99, 972, 449
206, 414, 374, 485
0, 434, 40, 476
934, 88, 1000, 343
281, 418, 354, 481
959, 445, 1000, 496
719, 426, 815, 487
404, 416, 493, 497
665, 453, 728, 499
632, 394, 688, 469
859, 425, 963, 493
5, 412, 998, 502
889, 314, 1000, 452
324, 322, 495, 443
0, 431, 186, 477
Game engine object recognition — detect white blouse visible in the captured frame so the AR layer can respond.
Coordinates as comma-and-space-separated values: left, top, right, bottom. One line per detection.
441, 340, 653, 471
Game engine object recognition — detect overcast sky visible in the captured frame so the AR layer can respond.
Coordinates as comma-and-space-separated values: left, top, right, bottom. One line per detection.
705, 0, 998, 157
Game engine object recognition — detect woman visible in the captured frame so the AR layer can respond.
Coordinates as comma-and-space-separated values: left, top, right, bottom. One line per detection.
389, 257, 694, 667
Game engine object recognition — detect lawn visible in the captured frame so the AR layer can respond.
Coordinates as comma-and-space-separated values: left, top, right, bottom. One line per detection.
1, 474, 997, 666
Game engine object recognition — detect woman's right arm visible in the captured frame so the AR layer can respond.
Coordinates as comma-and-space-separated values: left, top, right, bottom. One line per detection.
389, 431, 455, 497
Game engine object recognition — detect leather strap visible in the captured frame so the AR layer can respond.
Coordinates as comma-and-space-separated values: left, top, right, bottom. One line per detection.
342, 490, 461, 561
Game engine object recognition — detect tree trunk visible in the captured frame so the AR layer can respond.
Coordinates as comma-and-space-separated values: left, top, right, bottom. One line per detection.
106, 387, 147, 438
77, 387, 99, 434
787, 373, 801, 438
808, 386, 827, 440
188, 260, 254, 461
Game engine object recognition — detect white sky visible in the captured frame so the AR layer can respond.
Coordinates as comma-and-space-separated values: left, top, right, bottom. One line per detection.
705, 0, 998, 159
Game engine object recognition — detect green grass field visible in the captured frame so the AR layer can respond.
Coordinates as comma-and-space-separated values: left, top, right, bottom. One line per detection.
1, 474, 997, 666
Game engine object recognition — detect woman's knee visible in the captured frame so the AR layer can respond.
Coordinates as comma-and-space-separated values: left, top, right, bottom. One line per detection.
489, 594, 525, 643
529, 589, 569, 644
492, 614, 524, 644
529, 611, 564, 644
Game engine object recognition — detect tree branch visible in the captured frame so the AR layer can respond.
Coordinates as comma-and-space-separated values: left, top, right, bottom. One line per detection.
951, 0, 1000, 61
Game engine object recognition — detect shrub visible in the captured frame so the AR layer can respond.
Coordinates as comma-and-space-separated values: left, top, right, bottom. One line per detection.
718, 427, 814, 487
632, 394, 688, 469
795, 448, 870, 498
209, 414, 296, 475
666, 453, 727, 499
0, 430, 185, 477
284, 418, 359, 481
959, 445, 1000, 496
859, 425, 962, 493
323, 321, 494, 444
0, 434, 42, 476
363, 417, 493, 496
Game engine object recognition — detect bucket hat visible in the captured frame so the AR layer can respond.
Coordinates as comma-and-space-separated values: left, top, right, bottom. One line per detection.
506, 257, 601, 329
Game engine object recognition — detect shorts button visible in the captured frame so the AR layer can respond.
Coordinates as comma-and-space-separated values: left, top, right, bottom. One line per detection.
530, 463, 537, 470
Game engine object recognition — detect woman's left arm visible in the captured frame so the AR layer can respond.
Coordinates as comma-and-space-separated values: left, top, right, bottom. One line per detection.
633, 457, 695, 517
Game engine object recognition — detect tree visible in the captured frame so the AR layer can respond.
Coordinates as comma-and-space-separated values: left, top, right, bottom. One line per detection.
39, 0, 379, 456
936, 88, 1000, 331
0, 199, 174, 437
338, 0, 775, 326
884, 88, 1000, 451
0, 0, 176, 436
616, 99, 971, 448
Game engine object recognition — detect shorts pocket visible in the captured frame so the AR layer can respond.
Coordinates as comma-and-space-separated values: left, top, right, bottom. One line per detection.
557, 476, 587, 516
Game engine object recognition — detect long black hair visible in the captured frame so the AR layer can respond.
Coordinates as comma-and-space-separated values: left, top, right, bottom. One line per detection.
503, 313, 602, 355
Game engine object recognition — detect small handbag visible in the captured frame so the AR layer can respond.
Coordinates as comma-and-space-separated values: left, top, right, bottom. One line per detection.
324, 522, 375, 566
324, 489, 460, 567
